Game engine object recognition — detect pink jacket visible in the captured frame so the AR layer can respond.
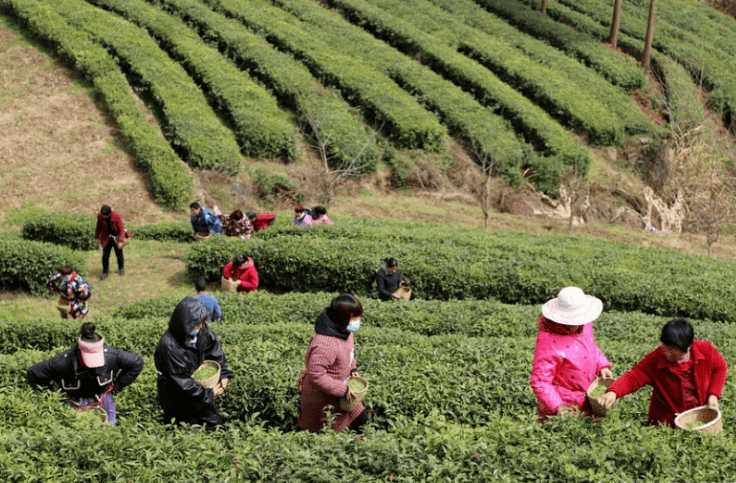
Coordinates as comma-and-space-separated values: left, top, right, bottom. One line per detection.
530, 316, 611, 419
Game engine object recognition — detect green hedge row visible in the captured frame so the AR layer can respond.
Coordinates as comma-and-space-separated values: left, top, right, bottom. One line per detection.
452, 0, 644, 90
202, 0, 447, 152
186, 221, 736, 321
0, 0, 192, 207
85, 0, 299, 162
0, 239, 87, 296
553, 0, 736, 133
158, 0, 382, 172
263, 0, 527, 183
21, 213, 194, 248
50, 0, 244, 173
327, 0, 623, 147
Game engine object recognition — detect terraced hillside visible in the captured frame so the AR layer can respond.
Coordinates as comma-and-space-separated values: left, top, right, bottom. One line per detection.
8, 0, 736, 208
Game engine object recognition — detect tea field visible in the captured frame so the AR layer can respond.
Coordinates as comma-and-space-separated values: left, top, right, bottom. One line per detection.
2, 215, 736, 481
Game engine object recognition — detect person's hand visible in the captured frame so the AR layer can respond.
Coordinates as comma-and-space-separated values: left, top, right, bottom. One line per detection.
220, 378, 229, 391
599, 392, 618, 410
707, 394, 719, 410
116, 241, 123, 250
600, 368, 614, 379
557, 405, 580, 417
95, 238, 101, 246
213, 378, 228, 398
345, 387, 359, 402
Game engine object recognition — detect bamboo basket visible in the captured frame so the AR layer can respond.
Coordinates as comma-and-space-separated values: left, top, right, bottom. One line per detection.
675, 406, 723, 435
221, 276, 240, 293
194, 232, 212, 242
339, 375, 368, 411
77, 406, 108, 425
586, 376, 617, 417
192, 360, 221, 389
55, 298, 72, 315
393, 286, 412, 301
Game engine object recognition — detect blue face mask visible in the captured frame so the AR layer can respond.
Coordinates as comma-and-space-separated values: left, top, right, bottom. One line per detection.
186, 327, 200, 348
346, 318, 361, 333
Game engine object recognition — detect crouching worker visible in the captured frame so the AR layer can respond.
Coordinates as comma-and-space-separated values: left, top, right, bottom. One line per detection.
155, 297, 234, 429
27, 322, 144, 426
599, 318, 727, 427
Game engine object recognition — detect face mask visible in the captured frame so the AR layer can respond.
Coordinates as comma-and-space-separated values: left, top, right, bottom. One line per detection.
346, 318, 361, 333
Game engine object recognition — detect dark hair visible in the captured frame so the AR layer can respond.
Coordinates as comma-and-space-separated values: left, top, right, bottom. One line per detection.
80, 322, 102, 342
385, 257, 398, 268
100, 205, 111, 216
189, 202, 201, 210
246, 211, 256, 221
195, 277, 207, 292
60, 265, 74, 276
313, 206, 327, 217
295, 205, 305, 213
326, 293, 363, 331
233, 255, 248, 269
660, 319, 694, 352
232, 210, 244, 221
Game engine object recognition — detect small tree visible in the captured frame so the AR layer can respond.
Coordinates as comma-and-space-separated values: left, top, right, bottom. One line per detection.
561, 163, 589, 232
459, 132, 508, 229
297, 102, 381, 207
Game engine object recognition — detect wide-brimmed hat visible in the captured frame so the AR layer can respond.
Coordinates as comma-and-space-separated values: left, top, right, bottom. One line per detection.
78, 335, 105, 368
542, 287, 603, 326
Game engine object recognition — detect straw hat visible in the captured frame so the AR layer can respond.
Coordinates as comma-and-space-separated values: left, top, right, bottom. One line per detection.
542, 287, 603, 326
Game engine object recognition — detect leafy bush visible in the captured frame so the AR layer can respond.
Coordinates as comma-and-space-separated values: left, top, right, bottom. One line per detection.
21, 213, 97, 251
0, 238, 87, 296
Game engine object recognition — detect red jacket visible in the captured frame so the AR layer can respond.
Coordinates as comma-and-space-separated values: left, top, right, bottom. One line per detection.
251, 213, 275, 231
607, 340, 727, 427
223, 259, 258, 293
94, 211, 125, 248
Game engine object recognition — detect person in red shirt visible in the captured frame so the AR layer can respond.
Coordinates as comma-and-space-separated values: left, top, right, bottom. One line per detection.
222, 255, 259, 293
246, 212, 275, 232
94, 205, 126, 280
599, 318, 727, 427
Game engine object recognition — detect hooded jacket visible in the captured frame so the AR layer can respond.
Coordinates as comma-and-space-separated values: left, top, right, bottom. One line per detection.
27, 343, 143, 403
155, 297, 234, 426
297, 310, 362, 432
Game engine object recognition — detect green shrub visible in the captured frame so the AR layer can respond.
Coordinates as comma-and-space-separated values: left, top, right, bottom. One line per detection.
21, 213, 97, 251
0, 239, 87, 295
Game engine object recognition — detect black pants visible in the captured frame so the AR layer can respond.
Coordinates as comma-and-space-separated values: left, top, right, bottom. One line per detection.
102, 239, 124, 274
348, 408, 369, 433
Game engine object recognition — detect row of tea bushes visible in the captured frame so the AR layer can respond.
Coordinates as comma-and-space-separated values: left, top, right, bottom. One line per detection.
201, 0, 447, 152
157, 0, 383, 172
21, 214, 194, 249
186, 224, 736, 321
0, 239, 87, 296
0, 0, 192, 207
51, 0, 245, 173
85, 0, 299, 161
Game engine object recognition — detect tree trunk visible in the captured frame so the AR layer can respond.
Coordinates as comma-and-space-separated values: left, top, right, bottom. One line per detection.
541, 0, 548, 14
642, 0, 657, 73
609, 0, 623, 49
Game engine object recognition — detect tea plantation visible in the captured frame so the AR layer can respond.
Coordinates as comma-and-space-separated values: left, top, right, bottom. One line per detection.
2, 215, 736, 481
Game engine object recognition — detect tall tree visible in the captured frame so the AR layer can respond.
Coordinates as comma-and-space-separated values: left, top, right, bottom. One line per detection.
541, 0, 548, 14
609, 0, 623, 49
642, 0, 658, 72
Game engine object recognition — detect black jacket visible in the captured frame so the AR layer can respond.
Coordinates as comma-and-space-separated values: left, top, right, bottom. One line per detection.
27, 344, 143, 404
376, 266, 403, 300
154, 297, 234, 426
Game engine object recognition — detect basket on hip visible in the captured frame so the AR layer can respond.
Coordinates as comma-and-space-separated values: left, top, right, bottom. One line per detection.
192, 360, 221, 389
393, 286, 412, 301
674, 406, 723, 435
194, 232, 212, 242
221, 276, 240, 293
55, 298, 72, 315
339, 375, 368, 412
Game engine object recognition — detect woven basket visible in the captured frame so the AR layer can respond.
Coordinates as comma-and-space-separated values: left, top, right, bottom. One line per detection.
586, 376, 617, 417
221, 276, 240, 293
393, 286, 412, 301
194, 232, 212, 242
192, 360, 221, 389
55, 298, 71, 315
675, 406, 723, 435
339, 375, 368, 412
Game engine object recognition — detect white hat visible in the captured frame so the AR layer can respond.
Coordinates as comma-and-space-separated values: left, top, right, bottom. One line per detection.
541, 287, 603, 326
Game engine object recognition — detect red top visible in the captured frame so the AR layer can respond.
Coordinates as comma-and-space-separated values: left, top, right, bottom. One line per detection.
223, 259, 259, 293
251, 213, 275, 231
94, 211, 125, 248
607, 340, 728, 427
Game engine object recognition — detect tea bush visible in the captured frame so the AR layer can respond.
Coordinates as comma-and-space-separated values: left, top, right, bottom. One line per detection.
0, 239, 87, 296
21, 213, 97, 251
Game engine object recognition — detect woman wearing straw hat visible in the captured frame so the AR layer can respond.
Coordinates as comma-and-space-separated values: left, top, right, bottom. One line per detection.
530, 287, 613, 421
27, 322, 144, 426
598, 318, 727, 427
297, 294, 369, 433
